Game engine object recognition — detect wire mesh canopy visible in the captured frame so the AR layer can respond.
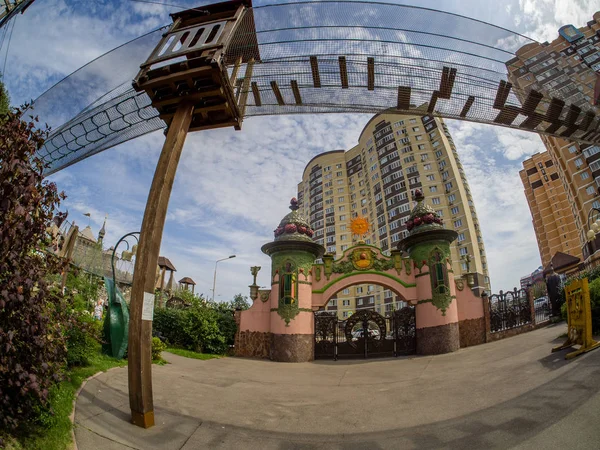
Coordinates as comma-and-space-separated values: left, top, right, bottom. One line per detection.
33, 1, 600, 175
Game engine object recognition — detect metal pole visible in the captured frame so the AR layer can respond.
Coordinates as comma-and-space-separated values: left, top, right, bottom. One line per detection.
211, 255, 236, 302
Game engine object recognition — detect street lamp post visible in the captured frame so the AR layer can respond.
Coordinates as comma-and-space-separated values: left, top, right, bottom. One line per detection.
212, 255, 236, 302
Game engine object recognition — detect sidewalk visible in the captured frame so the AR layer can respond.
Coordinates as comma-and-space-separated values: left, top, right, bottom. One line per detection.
74, 323, 600, 449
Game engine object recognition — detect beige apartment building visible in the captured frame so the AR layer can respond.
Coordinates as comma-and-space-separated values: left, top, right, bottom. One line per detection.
297, 112, 489, 318
519, 152, 582, 268
507, 13, 600, 264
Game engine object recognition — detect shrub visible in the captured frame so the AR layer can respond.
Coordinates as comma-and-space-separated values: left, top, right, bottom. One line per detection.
153, 301, 233, 354
0, 107, 71, 432
152, 337, 167, 361
183, 307, 227, 354
66, 311, 101, 367
153, 307, 188, 347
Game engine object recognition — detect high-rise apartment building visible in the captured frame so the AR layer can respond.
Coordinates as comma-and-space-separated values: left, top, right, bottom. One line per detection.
297, 112, 489, 318
507, 13, 600, 262
519, 151, 582, 267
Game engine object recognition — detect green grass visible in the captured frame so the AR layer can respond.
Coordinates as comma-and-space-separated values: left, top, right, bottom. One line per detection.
5, 351, 127, 450
165, 347, 223, 360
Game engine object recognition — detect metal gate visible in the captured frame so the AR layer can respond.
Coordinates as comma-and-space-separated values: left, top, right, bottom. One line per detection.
314, 307, 416, 360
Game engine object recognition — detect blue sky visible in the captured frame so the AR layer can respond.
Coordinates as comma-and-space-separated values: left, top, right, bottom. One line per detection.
3, 0, 598, 300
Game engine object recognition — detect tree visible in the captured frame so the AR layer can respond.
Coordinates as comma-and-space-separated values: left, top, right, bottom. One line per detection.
0, 106, 69, 431
231, 293, 250, 310
0, 78, 9, 116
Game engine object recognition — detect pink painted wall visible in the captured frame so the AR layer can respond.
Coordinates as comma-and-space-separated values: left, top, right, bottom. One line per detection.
239, 290, 271, 333
414, 266, 459, 329
270, 279, 314, 335
415, 300, 459, 328
311, 271, 416, 308
455, 283, 484, 321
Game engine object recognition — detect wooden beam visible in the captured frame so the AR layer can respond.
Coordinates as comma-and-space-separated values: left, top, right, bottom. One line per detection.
397, 86, 411, 110
251, 82, 261, 106
270, 80, 285, 106
367, 57, 375, 91
493, 80, 512, 109
459, 96, 475, 117
427, 92, 439, 113
128, 101, 195, 429
229, 56, 243, 84
291, 80, 302, 105
238, 58, 254, 117
310, 56, 321, 88
339, 56, 348, 89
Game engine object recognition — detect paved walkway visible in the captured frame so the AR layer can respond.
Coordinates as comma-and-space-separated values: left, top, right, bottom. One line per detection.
74, 324, 600, 449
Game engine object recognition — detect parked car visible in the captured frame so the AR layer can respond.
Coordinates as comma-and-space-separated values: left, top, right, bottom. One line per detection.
534, 296, 550, 311
352, 328, 380, 339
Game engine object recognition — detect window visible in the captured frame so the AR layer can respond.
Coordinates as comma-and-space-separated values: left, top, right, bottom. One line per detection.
329, 299, 337, 306
436, 210, 443, 217
575, 158, 583, 168
448, 194, 456, 203
342, 299, 350, 306
342, 289, 350, 295
459, 247, 468, 256
336, 163, 342, 169
336, 171, 343, 177
412, 126, 420, 132
435, 150, 443, 158
581, 172, 590, 180
457, 233, 465, 242
454, 219, 463, 228
445, 182, 453, 191
343, 311, 350, 318
424, 163, 432, 170
432, 197, 441, 205
357, 298, 363, 306
326, 236, 335, 243
327, 245, 336, 253
568, 145, 578, 154
338, 188, 344, 193
587, 186, 595, 195
340, 224, 346, 231
338, 206, 345, 211
451, 206, 459, 215
430, 186, 438, 193
340, 234, 347, 241
339, 215, 346, 221
415, 135, 423, 141
426, 174, 435, 181
356, 287, 363, 294
341, 244, 348, 251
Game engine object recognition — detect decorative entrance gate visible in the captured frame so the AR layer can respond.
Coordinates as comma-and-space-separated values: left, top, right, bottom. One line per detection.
314, 307, 416, 360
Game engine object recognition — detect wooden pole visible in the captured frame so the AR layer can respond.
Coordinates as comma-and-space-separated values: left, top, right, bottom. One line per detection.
128, 101, 195, 428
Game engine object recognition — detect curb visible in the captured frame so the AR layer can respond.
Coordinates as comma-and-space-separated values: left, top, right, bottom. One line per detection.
70, 366, 125, 450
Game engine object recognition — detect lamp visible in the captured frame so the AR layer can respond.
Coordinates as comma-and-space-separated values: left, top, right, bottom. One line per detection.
211, 255, 236, 301
249, 266, 261, 300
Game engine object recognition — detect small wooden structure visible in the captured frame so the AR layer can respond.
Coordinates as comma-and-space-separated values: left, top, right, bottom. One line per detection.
552, 278, 600, 359
178, 276, 196, 294
128, 0, 258, 429
156, 256, 177, 293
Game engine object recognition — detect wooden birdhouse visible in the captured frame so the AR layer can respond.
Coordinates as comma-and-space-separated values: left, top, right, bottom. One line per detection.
133, 0, 259, 132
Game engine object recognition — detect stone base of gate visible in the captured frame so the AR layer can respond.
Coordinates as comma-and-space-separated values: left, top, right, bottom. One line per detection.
236, 331, 271, 358
416, 322, 460, 355
458, 317, 486, 348
271, 334, 314, 362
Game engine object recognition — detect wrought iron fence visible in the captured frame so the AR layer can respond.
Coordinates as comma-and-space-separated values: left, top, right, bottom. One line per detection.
533, 296, 551, 325
488, 288, 531, 333
314, 306, 415, 360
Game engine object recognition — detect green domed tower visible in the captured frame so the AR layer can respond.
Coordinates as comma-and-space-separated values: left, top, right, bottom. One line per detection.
261, 198, 324, 362
399, 189, 460, 354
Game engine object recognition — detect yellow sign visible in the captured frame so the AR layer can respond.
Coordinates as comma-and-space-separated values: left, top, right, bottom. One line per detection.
350, 216, 370, 238
552, 278, 600, 359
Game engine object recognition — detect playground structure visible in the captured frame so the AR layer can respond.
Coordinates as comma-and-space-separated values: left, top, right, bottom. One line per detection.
19, 0, 600, 430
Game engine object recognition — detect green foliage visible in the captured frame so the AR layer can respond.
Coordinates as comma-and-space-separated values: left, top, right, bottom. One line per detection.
561, 302, 568, 322
66, 312, 101, 367
230, 293, 250, 310
151, 337, 167, 361
153, 299, 236, 354
0, 107, 70, 432
165, 347, 222, 360
0, 78, 9, 116
9, 352, 126, 450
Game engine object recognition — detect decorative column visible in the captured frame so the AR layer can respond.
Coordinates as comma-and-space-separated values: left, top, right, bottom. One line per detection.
399, 190, 460, 355
261, 198, 324, 362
